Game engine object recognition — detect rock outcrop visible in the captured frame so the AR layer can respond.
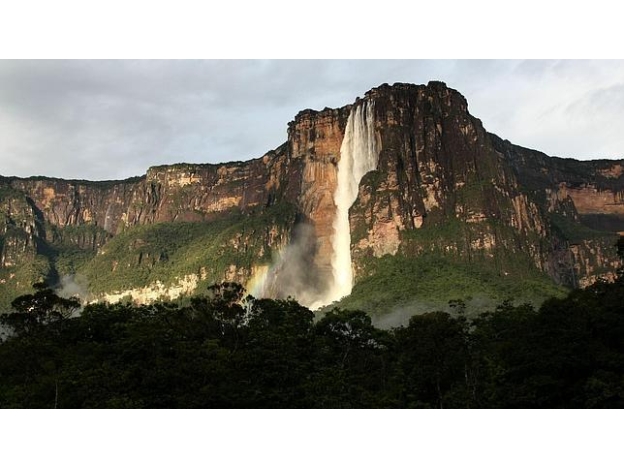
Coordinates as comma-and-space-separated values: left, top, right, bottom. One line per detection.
1, 82, 623, 308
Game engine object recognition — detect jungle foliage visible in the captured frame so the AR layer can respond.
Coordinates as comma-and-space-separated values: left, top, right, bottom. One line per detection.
1, 276, 623, 408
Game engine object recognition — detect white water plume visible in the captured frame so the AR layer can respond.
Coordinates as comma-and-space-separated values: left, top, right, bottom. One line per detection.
323, 100, 379, 306
247, 100, 379, 310
248, 222, 325, 308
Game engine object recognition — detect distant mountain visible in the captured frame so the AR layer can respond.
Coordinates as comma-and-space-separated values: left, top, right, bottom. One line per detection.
1, 82, 622, 318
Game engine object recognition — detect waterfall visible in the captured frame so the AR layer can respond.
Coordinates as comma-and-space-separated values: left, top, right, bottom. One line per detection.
249, 100, 379, 311
324, 100, 379, 305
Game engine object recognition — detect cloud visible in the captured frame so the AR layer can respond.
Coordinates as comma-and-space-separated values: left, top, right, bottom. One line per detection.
455, 60, 624, 158
0, 60, 623, 180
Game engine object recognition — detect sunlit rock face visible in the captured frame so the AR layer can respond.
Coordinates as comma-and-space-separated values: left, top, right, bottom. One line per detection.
2, 81, 624, 307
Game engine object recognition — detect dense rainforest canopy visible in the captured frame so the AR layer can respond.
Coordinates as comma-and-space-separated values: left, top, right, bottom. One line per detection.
1, 273, 623, 409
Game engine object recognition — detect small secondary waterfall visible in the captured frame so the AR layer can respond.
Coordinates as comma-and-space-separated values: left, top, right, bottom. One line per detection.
325, 100, 379, 305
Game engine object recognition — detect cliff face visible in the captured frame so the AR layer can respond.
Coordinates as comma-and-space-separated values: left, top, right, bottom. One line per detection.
348, 84, 559, 283
0, 189, 41, 268
1, 81, 623, 309
286, 107, 351, 286
7, 144, 290, 235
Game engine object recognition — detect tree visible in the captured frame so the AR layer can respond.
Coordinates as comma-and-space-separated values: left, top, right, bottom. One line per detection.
616, 236, 624, 278
314, 309, 394, 407
395, 311, 469, 408
2, 282, 80, 336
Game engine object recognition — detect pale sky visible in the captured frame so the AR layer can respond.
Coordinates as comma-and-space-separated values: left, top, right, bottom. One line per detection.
1, 59, 623, 181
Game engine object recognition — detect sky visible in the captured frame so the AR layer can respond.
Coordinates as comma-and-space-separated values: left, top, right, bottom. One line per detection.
1, 59, 624, 181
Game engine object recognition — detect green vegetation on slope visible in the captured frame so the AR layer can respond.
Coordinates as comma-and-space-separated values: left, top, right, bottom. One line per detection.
46, 224, 112, 276
336, 253, 567, 320
78, 203, 298, 295
0, 256, 51, 312
345, 212, 568, 319
550, 213, 618, 244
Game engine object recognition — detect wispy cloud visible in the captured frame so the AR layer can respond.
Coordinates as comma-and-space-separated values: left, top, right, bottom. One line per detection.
1, 60, 623, 180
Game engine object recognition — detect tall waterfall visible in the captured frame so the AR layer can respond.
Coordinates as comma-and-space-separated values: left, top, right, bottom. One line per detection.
325, 100, 379, 305
250, 100, 379, 311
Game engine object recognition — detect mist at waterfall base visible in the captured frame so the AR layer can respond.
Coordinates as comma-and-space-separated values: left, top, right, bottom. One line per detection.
56, 274, 89, 301
55, 274, 89, 316
370, 295, 501, 329
248, 222, 328, 308
249, 100, 379, 310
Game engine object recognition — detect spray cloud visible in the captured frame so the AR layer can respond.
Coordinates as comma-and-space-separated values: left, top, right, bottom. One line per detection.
55, 274, 89, 316
249, 221, 326, 308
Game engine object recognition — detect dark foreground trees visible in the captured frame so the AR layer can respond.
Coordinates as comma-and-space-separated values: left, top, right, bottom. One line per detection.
0, 279, 623, 408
